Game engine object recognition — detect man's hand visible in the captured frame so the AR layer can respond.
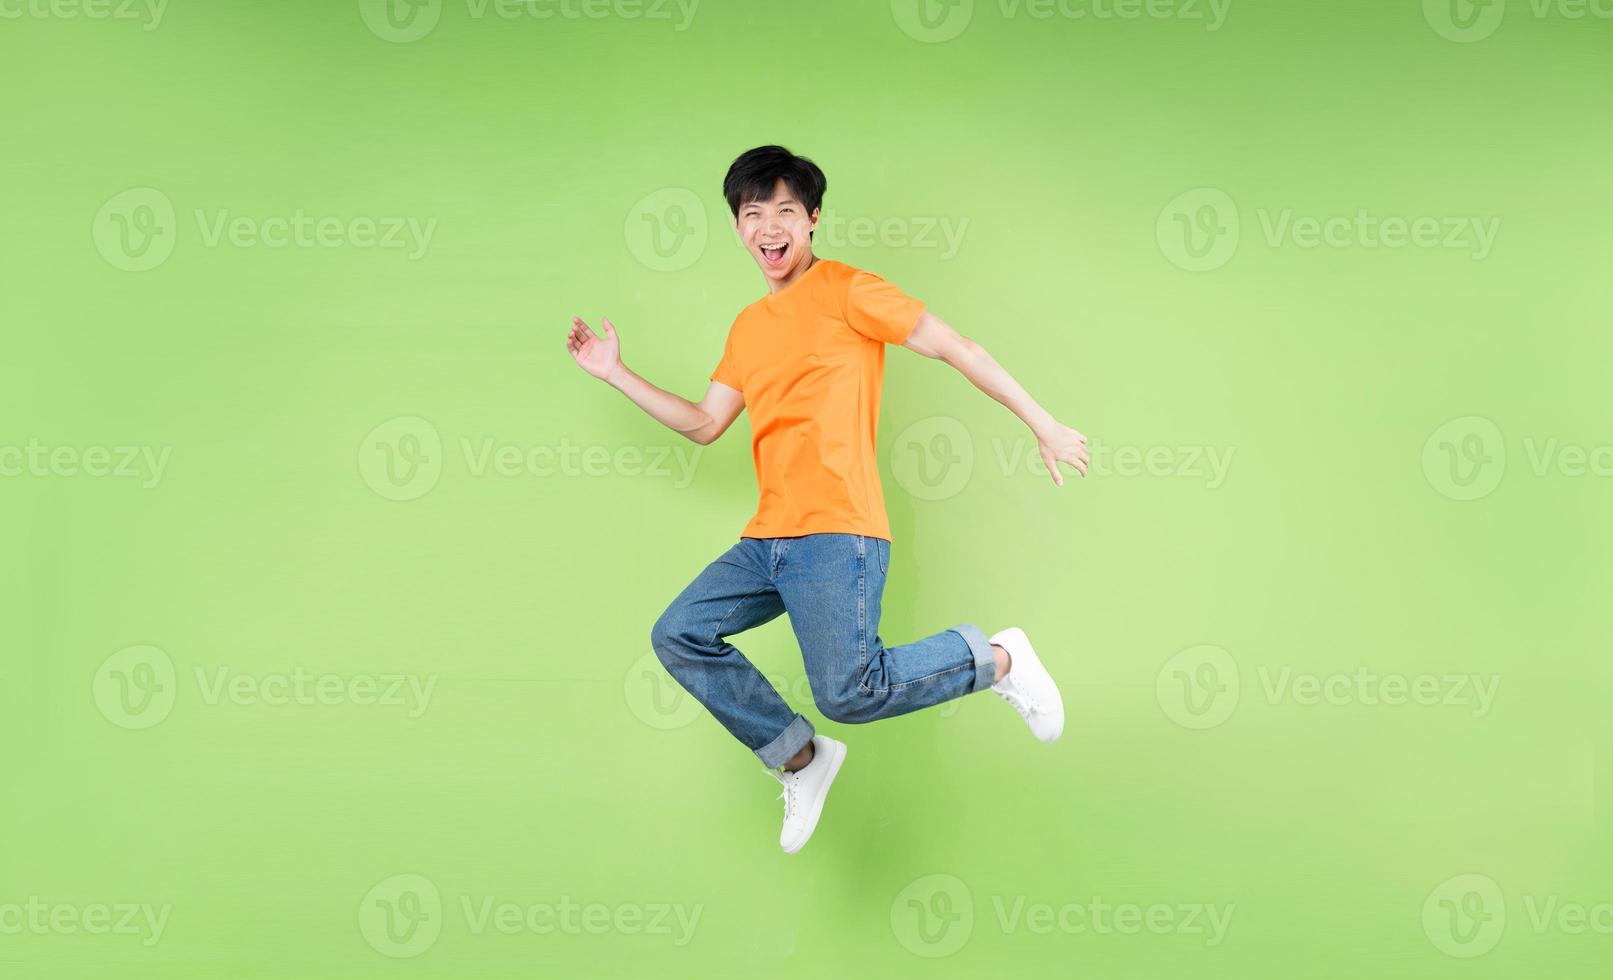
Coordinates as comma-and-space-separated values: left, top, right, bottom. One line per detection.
1035, 420, 1089, 487
567, 315, 622, 384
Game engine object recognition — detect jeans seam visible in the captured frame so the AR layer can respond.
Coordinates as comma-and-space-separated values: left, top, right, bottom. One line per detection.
857, 536, 868, 675
709, 582, 773, 647
859, 660, 972, 697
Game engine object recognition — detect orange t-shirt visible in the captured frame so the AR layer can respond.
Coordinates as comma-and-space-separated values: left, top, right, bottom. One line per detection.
709, 258, 924, 542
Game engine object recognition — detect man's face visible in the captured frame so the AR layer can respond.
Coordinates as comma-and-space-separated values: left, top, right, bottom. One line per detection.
734, 177, 818, 283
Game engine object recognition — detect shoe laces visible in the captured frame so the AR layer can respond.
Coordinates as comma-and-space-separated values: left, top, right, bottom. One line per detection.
997, 676, 1044, 717
770, 767, 801, 817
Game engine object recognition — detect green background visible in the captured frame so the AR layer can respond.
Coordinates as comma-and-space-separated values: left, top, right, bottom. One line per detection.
3, 0, 1610, 976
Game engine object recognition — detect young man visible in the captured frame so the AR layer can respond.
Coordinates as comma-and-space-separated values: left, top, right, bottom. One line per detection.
566, 145, 1089, 853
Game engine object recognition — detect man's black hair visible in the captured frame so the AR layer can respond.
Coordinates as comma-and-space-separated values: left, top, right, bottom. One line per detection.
722, 145, 827, 240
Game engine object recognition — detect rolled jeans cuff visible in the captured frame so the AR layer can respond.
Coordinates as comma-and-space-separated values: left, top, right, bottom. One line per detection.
950, 622, 997, 694
755, 713, 815, 770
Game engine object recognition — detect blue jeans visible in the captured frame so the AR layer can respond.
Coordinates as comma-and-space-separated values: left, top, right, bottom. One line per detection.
650, 533, 997, 769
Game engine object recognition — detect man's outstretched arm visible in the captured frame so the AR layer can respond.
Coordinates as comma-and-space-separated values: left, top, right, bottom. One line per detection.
900, 308, 1090, 486
566, 315, 745, 446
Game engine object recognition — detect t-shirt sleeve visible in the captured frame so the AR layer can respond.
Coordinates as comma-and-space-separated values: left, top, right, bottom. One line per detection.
844, 268, 926, 345
709, 326, 743, 392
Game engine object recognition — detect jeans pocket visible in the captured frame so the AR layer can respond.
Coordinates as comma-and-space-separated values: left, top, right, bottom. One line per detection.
876, 537, 888, 575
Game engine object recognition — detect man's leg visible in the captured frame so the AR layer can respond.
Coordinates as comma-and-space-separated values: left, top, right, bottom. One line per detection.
775, 533, 996, 725
650, 538, 816, 769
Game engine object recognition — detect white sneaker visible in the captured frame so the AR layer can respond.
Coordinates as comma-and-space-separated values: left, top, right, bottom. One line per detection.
988, 627, 1064, 743
768, 735, 847, 854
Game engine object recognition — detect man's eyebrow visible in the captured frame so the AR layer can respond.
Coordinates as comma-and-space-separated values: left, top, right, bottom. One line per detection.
742, 199, 801, 208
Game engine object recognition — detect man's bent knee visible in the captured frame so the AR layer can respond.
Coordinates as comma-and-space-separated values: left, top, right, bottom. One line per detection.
816, 687, 877, 725
650, 612, 684, 667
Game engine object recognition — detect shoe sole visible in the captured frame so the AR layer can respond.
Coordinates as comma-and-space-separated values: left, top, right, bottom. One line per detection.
782, 739, 846, 855
991, 626, 1064, 743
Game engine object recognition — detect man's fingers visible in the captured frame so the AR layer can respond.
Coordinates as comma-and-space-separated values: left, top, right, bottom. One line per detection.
1041, 447, 1065, 486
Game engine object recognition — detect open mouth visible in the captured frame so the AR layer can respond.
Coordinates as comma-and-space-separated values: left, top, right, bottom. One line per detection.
760, 241, 789, 267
